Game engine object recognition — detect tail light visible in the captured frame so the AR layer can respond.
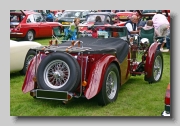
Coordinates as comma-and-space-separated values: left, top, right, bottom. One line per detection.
165, 84, 170, 105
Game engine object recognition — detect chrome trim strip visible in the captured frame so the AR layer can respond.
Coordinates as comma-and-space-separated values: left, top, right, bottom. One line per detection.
10, 32, 23, 35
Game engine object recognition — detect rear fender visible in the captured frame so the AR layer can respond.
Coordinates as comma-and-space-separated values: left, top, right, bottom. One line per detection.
22, 53, 46, 93
144, 42, 161, 80
84, 55, 120, 99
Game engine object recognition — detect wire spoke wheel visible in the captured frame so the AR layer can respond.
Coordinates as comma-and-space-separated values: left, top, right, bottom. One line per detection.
106, 71, 117, 100
96, 63, 120, 106
37, 52, 81, 92
44, 60, 70, 89
153, 55, 163, 81
25, 54, 35, 70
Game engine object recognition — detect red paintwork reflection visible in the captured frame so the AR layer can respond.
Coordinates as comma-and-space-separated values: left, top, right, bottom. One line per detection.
22, 53, 46, 93
144, 42, 160, 79
84, 55, 119, 99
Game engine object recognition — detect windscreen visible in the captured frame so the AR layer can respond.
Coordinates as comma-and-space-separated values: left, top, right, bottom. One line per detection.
86, 15, 106, 22
61, 11, 82, 18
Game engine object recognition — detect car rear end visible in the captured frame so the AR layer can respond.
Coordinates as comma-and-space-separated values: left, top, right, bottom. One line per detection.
116, 12, 134, 22
10, 10, 27, 38
161, 83, 170, 116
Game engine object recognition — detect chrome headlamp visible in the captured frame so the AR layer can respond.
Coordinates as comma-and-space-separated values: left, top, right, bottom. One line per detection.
140, 38, 150, 47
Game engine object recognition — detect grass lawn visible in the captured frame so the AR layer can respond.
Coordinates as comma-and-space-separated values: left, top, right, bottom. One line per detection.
10, 38, 170, 116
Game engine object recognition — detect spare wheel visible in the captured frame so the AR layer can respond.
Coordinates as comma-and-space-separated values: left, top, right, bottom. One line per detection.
37, 52, 81, 92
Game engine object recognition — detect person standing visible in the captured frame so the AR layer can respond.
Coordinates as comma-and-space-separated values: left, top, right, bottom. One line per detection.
152, 11, 170, 52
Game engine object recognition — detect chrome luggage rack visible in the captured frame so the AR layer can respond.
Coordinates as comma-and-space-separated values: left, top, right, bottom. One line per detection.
31, 40, 92, 53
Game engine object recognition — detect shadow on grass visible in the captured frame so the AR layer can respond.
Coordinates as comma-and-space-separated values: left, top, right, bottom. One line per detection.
31, 95, 101, 109
30, 76, 153, 109
10, 72, 24, 79
11, 37, 52, 42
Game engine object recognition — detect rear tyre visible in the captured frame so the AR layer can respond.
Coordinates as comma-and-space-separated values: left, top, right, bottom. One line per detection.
145, 50, 163, 83
36, 52, 81, 92
20, 50, 36, 75
96, 63, 120, 106
25, 30, 34, 41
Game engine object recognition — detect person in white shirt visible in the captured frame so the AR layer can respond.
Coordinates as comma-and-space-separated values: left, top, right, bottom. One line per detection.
125, 15, 140, 43
125, 15, 139, 38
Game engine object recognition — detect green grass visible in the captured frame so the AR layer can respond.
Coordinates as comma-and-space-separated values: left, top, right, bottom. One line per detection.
10, 38, 170, 116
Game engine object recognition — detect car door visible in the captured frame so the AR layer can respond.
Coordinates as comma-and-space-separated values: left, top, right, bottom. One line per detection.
25, 14, 41, 37
34, 14, 51, 37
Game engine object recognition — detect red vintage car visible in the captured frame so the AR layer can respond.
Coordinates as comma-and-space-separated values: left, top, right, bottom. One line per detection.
10, 10, 62, 41
116, 11, 135, 22
22, 26, 164, 106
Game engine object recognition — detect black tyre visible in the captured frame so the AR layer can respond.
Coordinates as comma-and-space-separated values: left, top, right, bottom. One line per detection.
20, 50, 36, 75
36, 52, 81, 92
25, 30, 34, 41
96, 63, 120, 106
145, 50, 163, 83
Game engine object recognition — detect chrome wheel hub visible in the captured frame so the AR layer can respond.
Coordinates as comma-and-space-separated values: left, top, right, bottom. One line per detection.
153, 55, 162, 81
106, 71, 117, 99
44, 60, 70, 89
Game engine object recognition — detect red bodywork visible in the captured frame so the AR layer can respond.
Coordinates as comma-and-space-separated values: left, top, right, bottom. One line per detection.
22, 27, 159, 99
22, 51, 130, 99
22, 40, 158, 100
144, 42, 161, 81
116, 12, 135, 22
10, 10, 62, 39
84, 55, 120, 99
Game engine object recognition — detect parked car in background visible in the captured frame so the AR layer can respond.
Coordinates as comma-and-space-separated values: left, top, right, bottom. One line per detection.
10, 40, 42, 75
116, 11, 135, 22
56, 10, 91, 25
10, 10, 62, 41
161, 83, 170, 116
81, 12, 126, 26
79, 12, 126, 34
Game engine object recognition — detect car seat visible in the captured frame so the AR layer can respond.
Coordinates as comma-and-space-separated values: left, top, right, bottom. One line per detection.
139, 27, 154, 45
52, 26, 63, 43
